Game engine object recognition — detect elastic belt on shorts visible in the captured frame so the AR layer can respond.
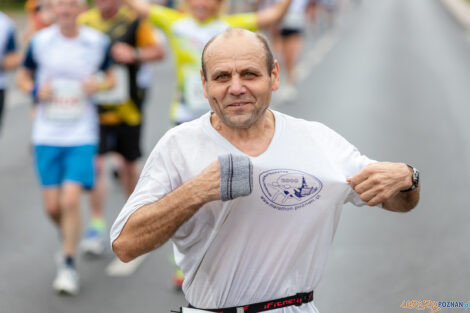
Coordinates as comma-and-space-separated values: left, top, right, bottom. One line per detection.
187, 291, 313, 313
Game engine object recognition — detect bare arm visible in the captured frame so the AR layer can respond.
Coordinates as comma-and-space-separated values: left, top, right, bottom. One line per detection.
16, 67, 35, 94
256, 0, 292, 29
136, 43, 165, 62
111, 42, 164, 64
347, 162, 420, 213
112, 161, 220, 263
123, 0, 152, 19
82, 68, 116, 95
2, 51, 21, 70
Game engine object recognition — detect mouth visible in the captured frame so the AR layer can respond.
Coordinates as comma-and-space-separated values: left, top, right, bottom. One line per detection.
227, 101, 251, 108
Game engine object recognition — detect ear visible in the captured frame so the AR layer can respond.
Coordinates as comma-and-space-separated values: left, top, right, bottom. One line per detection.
201, 69, 208, 99
271, 60, 280, 91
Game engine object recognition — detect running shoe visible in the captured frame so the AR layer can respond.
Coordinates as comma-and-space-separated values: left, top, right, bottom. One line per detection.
53, 264, 79, 296
81, 218, 107, 256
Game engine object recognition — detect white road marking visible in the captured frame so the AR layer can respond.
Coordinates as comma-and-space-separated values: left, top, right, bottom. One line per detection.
106, 254, 148, 277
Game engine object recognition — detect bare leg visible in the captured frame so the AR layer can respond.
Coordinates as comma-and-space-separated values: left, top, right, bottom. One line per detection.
89, 155, 106, 219
282, 34, 304, 85
43, 188, 61, 226
60, 183, 82, 257
120, 160, 139, 197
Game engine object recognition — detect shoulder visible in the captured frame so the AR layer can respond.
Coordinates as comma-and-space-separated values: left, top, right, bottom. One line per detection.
277, 111, 326, 132
159, 118, 206, 147
79, 25, 110, 44
221, 13, 258, 31
278, 111, 352, 146
78, 7, 101, 25
30, 24, 59, 47
149, 4, 186, 24
0, 11, 14, 29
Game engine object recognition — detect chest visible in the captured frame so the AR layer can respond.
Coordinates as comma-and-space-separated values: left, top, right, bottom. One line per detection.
35, 37, 104, 80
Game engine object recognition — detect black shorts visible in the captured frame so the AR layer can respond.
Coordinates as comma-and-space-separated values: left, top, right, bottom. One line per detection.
0, 89, 4, 130
98, 123, 142, 161
280, 28, 303, 37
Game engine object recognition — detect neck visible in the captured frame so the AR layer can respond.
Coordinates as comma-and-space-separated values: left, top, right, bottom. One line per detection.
211, 110, 276, 157
59, 23, 79, 38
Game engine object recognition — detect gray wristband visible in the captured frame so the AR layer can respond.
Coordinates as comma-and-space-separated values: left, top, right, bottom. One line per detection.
218, 154, 253, 201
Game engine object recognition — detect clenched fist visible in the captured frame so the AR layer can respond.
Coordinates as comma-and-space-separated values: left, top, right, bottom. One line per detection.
347, 162, 413, 207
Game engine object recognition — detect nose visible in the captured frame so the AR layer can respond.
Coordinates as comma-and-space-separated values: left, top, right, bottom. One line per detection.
228, 76, 246, 96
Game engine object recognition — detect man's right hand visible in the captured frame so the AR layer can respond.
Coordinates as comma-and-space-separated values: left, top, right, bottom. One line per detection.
37, 83, 53, 102
193, 160, 221, 203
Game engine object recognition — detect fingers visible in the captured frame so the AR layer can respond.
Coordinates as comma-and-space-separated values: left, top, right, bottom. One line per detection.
347, 162, 408, 207
38, 84, 52, 101
347, 166, 370, 189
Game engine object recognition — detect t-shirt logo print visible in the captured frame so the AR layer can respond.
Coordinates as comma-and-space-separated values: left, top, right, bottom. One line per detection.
259, 169, 323, 211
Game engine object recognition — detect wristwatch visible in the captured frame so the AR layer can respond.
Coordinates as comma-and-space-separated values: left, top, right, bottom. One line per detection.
401, 165, 420, 192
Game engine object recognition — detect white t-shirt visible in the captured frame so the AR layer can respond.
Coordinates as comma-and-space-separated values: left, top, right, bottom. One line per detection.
24, 24, 111, 146
0, 11, 17, 89
111, 111, 374, 312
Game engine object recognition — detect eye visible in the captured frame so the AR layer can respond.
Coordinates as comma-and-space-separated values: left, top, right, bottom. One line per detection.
215, 74, 229, 81
243, 72, 256, 78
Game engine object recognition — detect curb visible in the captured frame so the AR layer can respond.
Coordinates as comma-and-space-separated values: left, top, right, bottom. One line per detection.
441, 0, 470, 31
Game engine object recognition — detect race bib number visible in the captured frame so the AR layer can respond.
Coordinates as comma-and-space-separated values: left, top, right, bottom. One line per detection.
183, 67, 209, 111
45, 79, 86, 121
92, 65, 129, 105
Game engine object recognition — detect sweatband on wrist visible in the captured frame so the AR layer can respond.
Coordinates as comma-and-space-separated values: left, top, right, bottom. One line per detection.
218, 153, 253, 201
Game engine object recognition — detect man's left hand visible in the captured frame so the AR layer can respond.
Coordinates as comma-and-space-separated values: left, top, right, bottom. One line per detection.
111, 42, 138, 64
347, 162, 412, 206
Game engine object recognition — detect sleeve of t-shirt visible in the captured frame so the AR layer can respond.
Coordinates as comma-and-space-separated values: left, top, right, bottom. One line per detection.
99, 42, 113, 71
5, 27, 17, 53
23, 40, 37, 71
222, 13, 258, 32
314, 122, 376, 207
136, 20, 157, 47
110, 131, 181, 246
148, 5, 184, 34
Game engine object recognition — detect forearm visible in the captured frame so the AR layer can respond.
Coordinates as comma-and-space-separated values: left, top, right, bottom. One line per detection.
125, 0, 151, 19
136, 44, 165, 62
2, 52, 21, 70
382, 185, 420, 213
16, 68, 35, 94
112, 178, 212, 262
256, 0, 292, 29
102, 69, 116, 90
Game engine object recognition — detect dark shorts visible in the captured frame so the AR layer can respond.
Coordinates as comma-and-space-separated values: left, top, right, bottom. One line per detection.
98, 123, 142, 161
280, 28, 303, 37
0, 89, 4, 130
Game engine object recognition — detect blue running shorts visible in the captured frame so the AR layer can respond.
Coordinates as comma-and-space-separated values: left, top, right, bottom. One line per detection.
34, 145, 97, 190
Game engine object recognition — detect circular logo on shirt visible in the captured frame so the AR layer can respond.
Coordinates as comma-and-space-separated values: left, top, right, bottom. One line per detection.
259, 169, 323, 211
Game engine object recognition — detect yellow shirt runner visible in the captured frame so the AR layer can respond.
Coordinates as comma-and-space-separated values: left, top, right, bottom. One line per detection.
148, 5, 258, 124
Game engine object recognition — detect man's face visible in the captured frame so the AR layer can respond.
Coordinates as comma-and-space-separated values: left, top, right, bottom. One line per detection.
202, 33, 280, 129
187, 0, 221, 21
93, 0, 118, 16
52, 0, 82, 26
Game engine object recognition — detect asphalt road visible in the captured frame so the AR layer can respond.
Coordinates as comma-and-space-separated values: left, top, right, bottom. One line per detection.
1, 0, 470, 312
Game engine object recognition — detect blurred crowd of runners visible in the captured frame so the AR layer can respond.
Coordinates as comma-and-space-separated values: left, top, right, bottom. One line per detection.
0, 0, 352, 296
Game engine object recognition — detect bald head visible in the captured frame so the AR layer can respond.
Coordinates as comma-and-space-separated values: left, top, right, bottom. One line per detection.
201, 28, 274, 81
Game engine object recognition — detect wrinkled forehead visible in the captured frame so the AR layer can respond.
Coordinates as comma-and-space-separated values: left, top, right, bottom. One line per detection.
204, 32, 266, 72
